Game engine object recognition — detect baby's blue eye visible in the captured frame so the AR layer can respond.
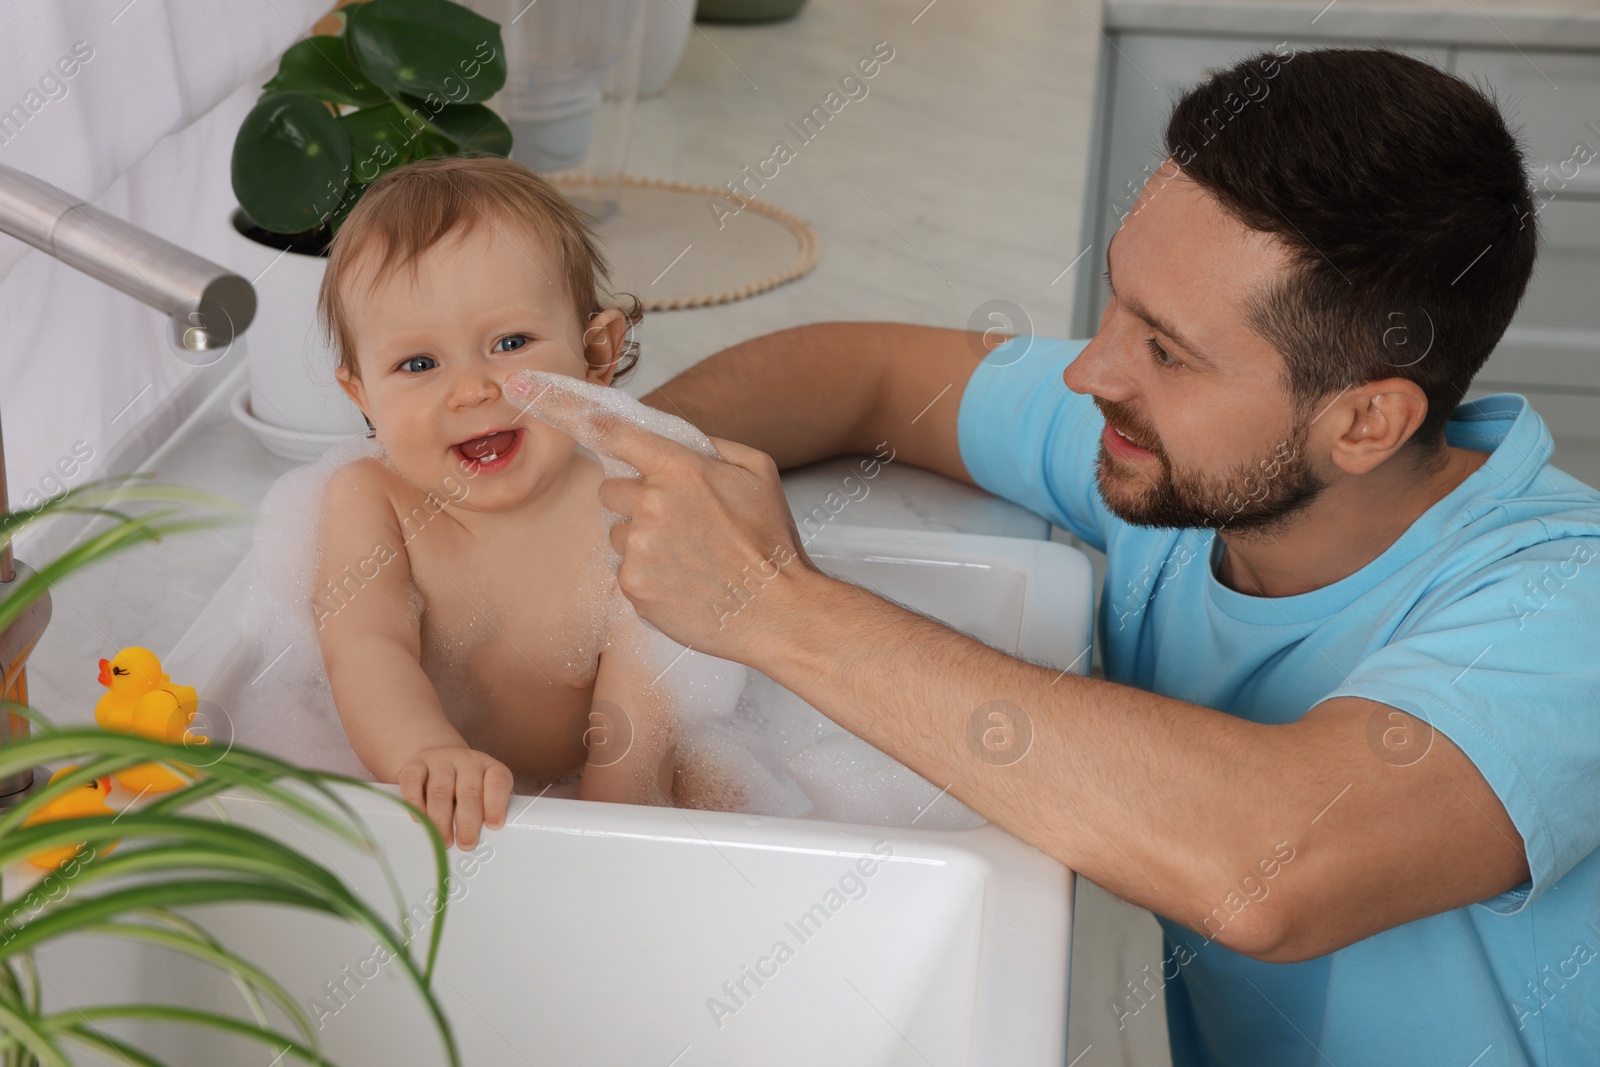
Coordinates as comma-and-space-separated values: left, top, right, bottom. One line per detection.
398, 355, 438, 373
493, 334, 529, 353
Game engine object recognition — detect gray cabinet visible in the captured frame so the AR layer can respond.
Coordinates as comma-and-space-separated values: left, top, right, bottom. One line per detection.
1076, 31, 1600, 450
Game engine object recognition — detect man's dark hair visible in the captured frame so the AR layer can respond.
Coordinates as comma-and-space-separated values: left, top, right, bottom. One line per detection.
1165, 47, 1538, 460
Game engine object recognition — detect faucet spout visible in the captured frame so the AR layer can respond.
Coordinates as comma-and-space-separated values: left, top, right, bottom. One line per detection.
0, 162, 256, 351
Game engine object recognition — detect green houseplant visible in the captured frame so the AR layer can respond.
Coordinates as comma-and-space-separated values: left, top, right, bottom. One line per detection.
226, 0, 513, 455
232, 0, 512, 250
0, 481, 459, 1067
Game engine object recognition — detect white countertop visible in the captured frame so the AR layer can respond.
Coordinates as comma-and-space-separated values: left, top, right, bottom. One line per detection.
25, 0, 1099, 723
1108, 0, 1600, 48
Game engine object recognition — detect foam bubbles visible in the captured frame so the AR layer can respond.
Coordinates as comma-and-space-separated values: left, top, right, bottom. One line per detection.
240, 436, 385, 779
505, 369, 722, 478
673, 669, 984, 829
788, 735, 985, 830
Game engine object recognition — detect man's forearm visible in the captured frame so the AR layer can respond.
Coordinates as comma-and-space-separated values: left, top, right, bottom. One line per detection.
757, 569, 1271, 922
745, 564, 1529, 964
639, 322, 907, 469
749, 564, 1395, 962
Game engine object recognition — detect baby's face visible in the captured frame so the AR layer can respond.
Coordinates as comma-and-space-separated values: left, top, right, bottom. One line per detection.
337, 219, 625, 514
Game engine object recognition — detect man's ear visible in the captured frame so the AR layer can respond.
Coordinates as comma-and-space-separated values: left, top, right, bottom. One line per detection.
583, 308, 631, 387
1324, 378, 1430, 475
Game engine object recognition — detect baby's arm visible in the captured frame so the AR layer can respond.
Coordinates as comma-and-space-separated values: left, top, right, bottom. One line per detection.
316, 461, 512, 847
578, 592, 679, 806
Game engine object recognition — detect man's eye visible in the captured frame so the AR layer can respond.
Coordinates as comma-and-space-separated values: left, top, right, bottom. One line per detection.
1145, 338, 1180, 368
493, 335, 529, 353
398, 355, 438, 373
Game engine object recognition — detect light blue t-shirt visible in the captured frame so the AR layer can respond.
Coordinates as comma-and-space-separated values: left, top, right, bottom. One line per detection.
958, 336, 1600, 1067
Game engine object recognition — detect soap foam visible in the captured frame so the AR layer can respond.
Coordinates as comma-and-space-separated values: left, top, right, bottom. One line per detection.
238, 436, 385, 781
505, 369, 723, 473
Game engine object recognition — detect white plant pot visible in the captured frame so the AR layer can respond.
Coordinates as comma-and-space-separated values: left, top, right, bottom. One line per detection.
639, 0, 694, 98
224, 212, 367, 460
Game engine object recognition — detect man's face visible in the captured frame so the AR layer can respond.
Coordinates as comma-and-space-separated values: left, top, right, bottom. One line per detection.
1064, 165, 1329, 535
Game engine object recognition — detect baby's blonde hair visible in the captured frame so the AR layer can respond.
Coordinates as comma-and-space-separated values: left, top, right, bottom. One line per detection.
317, 155, 641, 383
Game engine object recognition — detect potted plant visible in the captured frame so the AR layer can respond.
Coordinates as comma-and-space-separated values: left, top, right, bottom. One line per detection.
0, 481, 460, 1066
227, 0, 511, 460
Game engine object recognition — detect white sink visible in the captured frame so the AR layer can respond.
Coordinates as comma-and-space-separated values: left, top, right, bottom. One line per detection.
23, 524, 1094, 1066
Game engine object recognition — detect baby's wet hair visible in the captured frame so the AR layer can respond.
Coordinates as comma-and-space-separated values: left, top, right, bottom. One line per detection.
317, 155, 642, 384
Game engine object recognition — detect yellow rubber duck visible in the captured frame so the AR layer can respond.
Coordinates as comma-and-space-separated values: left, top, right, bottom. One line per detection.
22, 766, 119, 870
93, 647, 208, 792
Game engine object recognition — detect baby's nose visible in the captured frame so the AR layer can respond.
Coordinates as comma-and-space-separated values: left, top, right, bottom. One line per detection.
451, 371, 502, 407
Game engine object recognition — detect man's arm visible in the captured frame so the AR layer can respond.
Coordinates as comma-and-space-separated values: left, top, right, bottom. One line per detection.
640, 321, 985, 483
559, 353, 1533, 964
757, 571, 1529, 964
626, 325, 1527, 962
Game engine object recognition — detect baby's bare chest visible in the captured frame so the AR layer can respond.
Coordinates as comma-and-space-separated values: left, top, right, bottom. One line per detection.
405, 518, 614, 692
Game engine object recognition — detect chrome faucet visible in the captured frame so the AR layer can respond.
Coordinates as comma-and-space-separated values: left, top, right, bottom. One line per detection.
0, 161, 256, 802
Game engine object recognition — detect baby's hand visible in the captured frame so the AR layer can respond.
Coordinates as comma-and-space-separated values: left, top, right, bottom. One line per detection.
397, 746, 514, 850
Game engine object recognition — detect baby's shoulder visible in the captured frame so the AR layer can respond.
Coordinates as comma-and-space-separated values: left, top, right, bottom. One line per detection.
320, 456, 423, 537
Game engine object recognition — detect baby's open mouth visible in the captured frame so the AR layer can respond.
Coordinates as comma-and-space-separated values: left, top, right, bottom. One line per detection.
454, 428, 521, 469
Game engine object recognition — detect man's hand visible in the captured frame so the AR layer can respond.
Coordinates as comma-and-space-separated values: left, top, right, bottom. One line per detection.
397, 746, 513, 850
518, 382, 821, 661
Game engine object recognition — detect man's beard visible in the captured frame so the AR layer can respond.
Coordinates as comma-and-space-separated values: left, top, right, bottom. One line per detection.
1092, 397, 1328, 535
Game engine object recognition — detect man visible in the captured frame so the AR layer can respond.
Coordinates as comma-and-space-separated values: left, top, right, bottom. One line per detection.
533, 49, 1599, 1065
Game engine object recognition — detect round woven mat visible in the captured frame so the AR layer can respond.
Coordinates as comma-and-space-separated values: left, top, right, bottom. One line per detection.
550, 175, 820, 311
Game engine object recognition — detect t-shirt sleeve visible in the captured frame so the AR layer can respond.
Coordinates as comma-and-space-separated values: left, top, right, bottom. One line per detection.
956, 336, 1115, 550
1323, 534, 1600, 913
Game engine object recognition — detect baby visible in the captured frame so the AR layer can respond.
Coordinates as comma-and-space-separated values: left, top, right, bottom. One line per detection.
313, 156, 681, 850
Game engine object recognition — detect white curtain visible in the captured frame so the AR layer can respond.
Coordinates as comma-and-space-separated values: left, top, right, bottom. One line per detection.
0, 0, 330, 553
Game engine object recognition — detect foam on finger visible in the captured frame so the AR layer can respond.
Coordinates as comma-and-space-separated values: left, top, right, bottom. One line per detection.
505, 369, 722, 482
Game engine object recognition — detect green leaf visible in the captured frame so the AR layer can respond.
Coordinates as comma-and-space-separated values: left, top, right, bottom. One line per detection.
341, 103, 415, 185
346, 0, 507, 104
49, 1006, 332, 1067
0, 479, 239, 636
55, 1027, 168, 1067
135, 909, 279, 1029
408, 125, 459, 162
0, 754, 141, 842
0, 827, 344, 919
232, 91, 353, 235
0, 834, 344, 936
398, 96, 512, 157
0, 735, 338, 842
0, 958, 21, 1009
0, 476, 461, 1067
84, 918, 318, 1050
12, 879, 457, 1064
0, 879, 337, 961
265, 36, 388, 108
0, 996, 70, 1067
